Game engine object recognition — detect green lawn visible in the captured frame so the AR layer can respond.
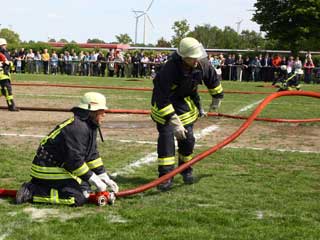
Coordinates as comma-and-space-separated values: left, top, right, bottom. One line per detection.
1, 74, 319, 240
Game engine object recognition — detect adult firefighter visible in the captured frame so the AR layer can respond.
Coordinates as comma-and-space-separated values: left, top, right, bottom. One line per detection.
151, 37, 224, 191
16, 92, 119, 206
276, 66, 301, 91
0, 38, 19, 111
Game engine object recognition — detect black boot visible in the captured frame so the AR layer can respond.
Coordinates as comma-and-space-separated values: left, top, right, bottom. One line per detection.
7, 100, 19, 112
157, 165, 174, 191
16, 182, 34, 204
179, 160, 194, 184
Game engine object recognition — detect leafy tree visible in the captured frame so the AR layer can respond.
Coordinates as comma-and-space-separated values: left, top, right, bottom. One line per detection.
87, 38, 105, 44
115, 34, 133, 44
220, 27, 239, 49
48, 38, 56, 42
239, 30, 265, 49
171, 19, 190, 47
0, 28, 20, 45
156, 37, 171, 47
252, 0, 320, 53
59, 38, 69, 43
189, 24, 220, 48
61, 43, 81, 54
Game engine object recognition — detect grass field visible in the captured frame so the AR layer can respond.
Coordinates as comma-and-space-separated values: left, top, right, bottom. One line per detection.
0, 74, 320, 240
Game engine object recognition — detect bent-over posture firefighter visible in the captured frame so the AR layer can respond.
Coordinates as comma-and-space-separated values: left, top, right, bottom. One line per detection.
16, 92, 119, 206
274, 65, 301, 91
151, 37, 224, 191
0, 38, 19, 111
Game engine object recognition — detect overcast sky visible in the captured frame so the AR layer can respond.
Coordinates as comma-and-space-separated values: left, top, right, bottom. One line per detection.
1, 0, 260, 44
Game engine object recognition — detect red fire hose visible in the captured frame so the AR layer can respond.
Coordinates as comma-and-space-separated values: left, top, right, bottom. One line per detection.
0, 91, 319, 203
1, 106, 320, 123
116, 90, 320, 197
12, 82, 271, 94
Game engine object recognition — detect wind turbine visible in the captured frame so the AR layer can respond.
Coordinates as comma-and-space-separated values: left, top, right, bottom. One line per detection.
235, 19, 243, 34
132, 0, 155, 44
132, 9, 145, 44
142, 0, 155, 45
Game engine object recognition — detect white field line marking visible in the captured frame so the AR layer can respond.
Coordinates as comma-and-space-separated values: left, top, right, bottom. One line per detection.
226, 146, 320, 154
16, 93, 148, 101
236, 99, 262, 114
112, 126, 221, 177
1, 132, 318, 154
16, 93, 81, 98
0, 133, 45, 138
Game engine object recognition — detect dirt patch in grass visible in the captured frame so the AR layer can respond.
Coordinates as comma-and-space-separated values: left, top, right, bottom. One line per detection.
0, 85, 319, 153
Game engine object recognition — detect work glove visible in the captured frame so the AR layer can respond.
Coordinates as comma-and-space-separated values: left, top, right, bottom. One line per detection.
208, 97, 222, 112
199, 108, 207, 118
98, 173, 119, 193
88, 173, 107, 192
169, 114, 188, 140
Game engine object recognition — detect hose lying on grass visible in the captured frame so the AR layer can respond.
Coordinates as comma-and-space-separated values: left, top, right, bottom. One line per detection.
0, 91, 319, 203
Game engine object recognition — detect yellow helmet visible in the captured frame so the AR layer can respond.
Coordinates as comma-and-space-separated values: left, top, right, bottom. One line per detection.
177, 37, 207, 59
77, 92, 108, 111
0, 38, 7, 46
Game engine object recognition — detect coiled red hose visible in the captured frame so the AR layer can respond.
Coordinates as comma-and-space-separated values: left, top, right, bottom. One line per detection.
116, 91, 320, 197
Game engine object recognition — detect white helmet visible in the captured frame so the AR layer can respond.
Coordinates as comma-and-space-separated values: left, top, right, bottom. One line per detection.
77, 92, 108, 111
177, 37, 207, 59
280, 65, 287, 71
0, 38, 7, 46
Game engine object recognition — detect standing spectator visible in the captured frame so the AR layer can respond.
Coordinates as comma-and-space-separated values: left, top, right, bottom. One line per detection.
260, 53, 273, 82
294, 56, 303, 82
140, 54, 149, 78
124, 53, 132, 77
97, 52, 107, 77
50, 51, 58, 75
64, 51, 72, 75
303, 57, 315, 84
58, 53, 65, 75
251, 56, 262, 81
115, 50, 125, 77
42, 48, 50, 74
235, 54, 244, 81
34, 51, 42, 74
107, 52, 115, 77
71, 52, 79, 75
26, 49, 35, 73
242, 56, 251, 81
16, 57, 22, 73
131, 52, 140, 77
18, 48, 26, 73
286, 56, 295, 74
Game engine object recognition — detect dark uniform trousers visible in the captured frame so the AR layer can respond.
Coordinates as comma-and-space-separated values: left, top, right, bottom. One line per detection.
29, 178, 88, 206
0, 79, 16, 110
157, 123, 195, 176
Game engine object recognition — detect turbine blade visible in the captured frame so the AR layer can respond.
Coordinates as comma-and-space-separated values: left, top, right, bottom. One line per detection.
146, 14, 154, 28
146, 0, 154, 12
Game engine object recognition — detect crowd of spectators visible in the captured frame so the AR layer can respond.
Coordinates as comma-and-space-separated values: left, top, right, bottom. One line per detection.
7, 47, 320, 84
209, 52, 320, 84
